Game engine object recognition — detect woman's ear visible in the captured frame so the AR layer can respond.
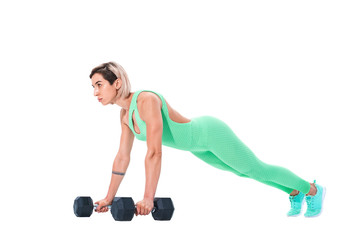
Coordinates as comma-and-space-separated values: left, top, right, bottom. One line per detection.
115, 78, 122, 90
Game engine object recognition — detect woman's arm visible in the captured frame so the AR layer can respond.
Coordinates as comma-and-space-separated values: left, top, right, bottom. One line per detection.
106, 109, 135, 200
104, 155, 131, 202
136, 94, 163, 215
143, 149, 162, 200
96, 109, 134, 212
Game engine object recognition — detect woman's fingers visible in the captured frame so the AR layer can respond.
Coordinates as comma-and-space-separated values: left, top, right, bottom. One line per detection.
135, 203, 152, 216
137, 198, 154, 216
94, 200, 110, 213
136, 205, 140, 216
100, 207, 108, 213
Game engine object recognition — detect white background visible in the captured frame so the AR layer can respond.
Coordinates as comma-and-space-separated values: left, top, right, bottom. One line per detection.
1, 0, 359, 239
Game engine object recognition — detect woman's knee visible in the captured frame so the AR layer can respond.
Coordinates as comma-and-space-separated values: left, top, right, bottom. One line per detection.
237, 161, 269, 181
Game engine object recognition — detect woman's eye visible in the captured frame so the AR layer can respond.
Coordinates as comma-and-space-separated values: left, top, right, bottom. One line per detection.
98, 84, 101, 87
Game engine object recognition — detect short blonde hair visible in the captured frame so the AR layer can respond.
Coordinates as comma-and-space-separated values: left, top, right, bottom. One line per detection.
89, 61, 131, 99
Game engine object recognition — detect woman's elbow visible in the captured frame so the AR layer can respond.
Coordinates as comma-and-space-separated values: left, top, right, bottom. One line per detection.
146, 150, 162, 160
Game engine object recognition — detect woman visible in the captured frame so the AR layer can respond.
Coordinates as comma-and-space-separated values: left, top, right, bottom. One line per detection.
90, 62, 326, 218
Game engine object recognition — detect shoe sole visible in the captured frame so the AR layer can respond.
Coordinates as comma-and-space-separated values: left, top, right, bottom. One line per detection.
304, 186, 326, 218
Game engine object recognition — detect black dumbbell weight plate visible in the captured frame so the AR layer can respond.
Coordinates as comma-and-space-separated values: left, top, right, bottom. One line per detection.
111, 197, 136, 221
74, 196, 94, 217
152, 198, 175, 221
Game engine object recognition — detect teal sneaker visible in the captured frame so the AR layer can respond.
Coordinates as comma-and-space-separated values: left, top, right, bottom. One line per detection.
304, 180, 326, 218
287, 191, 305, 217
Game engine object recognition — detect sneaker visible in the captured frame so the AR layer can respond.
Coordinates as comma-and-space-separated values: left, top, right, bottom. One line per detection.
304, 180, 326, 218
287, 191, 305, 217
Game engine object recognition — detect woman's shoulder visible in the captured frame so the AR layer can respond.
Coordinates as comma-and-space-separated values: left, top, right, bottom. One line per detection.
137, 91, 163, 106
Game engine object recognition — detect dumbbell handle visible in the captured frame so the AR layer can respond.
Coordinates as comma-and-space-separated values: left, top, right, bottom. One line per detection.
94, 204, 112, 210
94, 204, 157, 213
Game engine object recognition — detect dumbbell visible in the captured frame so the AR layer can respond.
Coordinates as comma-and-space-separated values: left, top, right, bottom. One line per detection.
73, 196, 175, 221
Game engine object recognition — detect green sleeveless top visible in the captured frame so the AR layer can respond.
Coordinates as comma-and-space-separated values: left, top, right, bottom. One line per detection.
128, 90, 193, 150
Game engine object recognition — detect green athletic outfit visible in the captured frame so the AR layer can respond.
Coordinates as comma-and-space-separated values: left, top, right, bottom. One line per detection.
129, 90, 311, 194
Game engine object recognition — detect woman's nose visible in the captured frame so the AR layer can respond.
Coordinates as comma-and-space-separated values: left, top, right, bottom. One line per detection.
94, 88, 99, 96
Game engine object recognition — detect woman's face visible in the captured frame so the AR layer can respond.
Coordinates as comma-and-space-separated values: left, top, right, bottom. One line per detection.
91, 73, 118, 105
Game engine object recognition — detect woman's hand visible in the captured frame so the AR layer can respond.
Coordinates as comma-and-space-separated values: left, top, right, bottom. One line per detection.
94, 198, 112, 213
135, 198, 154, 216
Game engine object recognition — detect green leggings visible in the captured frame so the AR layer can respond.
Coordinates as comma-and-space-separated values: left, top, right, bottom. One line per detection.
187, 116, 311, 194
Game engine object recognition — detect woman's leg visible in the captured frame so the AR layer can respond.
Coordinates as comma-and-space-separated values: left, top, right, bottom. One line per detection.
202, 117, 311, 194
191, 150, 295, 194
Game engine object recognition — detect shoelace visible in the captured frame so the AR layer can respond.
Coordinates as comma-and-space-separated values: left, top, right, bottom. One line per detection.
290, 196, 301, 208
290, 196, 296, 208
306, 196, 315, 209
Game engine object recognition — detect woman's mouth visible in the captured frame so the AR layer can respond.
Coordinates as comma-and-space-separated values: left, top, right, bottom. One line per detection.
98, 98, 103, 102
